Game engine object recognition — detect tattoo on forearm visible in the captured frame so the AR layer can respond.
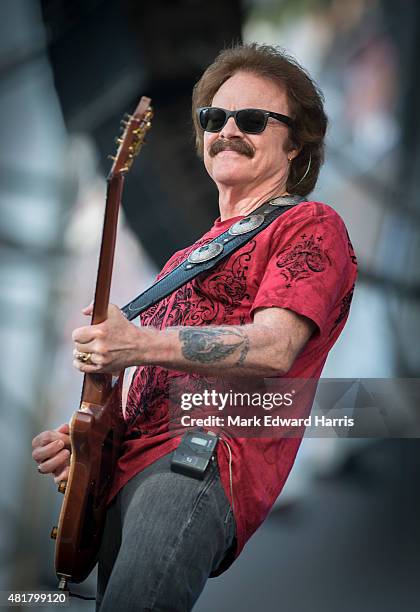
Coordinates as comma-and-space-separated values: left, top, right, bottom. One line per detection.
179, 327, 250, 366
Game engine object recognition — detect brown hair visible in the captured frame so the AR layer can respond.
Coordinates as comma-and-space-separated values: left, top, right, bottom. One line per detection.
192, 43, 328, 196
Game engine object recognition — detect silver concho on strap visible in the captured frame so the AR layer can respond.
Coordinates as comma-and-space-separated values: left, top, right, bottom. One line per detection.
269, 195, 303, 207
187, 242, 224, 264
228, 214, 265, 236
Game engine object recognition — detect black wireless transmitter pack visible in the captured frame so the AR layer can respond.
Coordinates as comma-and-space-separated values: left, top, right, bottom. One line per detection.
171, 430, 218, 479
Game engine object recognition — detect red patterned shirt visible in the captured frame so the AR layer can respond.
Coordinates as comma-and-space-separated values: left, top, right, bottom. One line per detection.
109, 200, 357, 569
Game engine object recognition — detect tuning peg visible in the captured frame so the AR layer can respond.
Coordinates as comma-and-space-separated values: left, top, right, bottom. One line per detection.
57, 481, 66, 494
115, 137, 123, 145
107, 155, 117, 161
51, 526, 58, 540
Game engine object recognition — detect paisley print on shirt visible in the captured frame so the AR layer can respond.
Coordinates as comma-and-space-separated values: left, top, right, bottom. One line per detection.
276, 233, 331, 284
166, 240, 256, 328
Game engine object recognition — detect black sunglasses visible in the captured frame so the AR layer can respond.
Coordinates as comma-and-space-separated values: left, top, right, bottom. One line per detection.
197, 107, 293, 134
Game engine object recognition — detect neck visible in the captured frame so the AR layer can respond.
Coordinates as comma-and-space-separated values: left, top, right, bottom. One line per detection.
217, 182, 289, 221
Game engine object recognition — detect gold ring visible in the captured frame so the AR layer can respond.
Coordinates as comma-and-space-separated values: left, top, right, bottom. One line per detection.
75, 351, 92, 364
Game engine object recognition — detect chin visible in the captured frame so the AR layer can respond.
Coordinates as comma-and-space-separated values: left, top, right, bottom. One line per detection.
210, 161, 251, 184
212, 171, 250, 186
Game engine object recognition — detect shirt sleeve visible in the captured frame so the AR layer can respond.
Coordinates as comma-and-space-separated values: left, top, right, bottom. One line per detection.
250, 205, 356, 335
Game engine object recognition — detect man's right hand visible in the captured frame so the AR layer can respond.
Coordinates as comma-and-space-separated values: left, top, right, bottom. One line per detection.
32, 423, 71, 483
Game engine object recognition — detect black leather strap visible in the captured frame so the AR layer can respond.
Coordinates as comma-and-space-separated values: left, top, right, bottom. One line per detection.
122, 195, 305, 321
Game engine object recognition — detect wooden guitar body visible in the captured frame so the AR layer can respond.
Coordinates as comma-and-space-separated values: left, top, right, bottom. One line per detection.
55, 374, 125, 584
52, 97, 153, 589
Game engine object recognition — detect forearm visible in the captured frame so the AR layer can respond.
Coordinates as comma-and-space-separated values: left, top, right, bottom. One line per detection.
72, 304, 313, 376
139, 323, 290, 377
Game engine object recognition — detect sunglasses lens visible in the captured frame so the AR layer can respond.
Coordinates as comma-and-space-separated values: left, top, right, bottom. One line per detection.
199, 108, 227, 132
236, 109, 266, 134
199, 108, 269, 133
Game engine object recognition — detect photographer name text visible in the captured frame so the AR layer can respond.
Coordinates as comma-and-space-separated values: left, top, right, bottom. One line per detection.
180, 414, 354, 428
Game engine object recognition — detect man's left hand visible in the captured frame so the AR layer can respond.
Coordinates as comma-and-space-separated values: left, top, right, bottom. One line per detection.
72, 303, 143, 374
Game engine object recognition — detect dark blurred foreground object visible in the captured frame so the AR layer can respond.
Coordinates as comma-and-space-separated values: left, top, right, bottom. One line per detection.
41, 0, 243, 267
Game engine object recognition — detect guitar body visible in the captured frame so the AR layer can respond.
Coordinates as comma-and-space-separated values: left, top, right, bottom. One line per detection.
55, 373, 125, 584
52, 97, 153, 588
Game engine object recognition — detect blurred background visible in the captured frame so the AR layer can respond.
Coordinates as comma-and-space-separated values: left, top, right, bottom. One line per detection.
0, 0, 419, 610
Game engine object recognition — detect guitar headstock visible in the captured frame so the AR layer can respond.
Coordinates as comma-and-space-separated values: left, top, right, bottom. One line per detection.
108, 96, 153, 177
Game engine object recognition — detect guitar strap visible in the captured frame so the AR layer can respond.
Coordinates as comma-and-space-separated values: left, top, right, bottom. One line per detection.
121, 194, 306, 321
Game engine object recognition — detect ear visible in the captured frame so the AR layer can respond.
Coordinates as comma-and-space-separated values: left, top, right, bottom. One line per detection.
286, 143, 301, 162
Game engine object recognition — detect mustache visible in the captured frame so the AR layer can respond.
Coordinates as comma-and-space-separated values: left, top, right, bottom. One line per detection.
209, 138, 254, 158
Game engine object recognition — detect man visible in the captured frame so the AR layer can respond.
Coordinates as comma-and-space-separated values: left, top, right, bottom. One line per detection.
32, 43, 357, 611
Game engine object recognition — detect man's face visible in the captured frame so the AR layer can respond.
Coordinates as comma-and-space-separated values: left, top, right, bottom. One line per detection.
203, 71, 295, 190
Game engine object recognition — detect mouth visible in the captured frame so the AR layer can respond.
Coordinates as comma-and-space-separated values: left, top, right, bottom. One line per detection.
216, 149, 242, 155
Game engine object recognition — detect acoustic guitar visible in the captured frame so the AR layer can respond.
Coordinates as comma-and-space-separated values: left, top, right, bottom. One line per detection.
51, 97, 153, 590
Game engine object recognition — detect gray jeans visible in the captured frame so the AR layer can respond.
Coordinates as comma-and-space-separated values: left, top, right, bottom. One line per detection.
97, 450, 236, 612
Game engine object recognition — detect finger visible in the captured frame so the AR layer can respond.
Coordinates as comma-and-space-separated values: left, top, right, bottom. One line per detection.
53, 461, 70, 477
72, 359, 102, 373
72, 326, 96, 344
53, 425, 71, 450
82, 302, 94, 316
54, 465, 70, 484
32, 429, 61, 449
37, 449, 71, 474
55, 423, 70, 435
55, 435, 71, 451
55, 423, 71, 450
32, 439, 64, 463
73, 347, 97, 361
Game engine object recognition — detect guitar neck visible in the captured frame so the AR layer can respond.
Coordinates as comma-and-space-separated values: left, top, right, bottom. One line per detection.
78, 95, 152, 407
80, 175, 124, 407
92, 174, 124, 324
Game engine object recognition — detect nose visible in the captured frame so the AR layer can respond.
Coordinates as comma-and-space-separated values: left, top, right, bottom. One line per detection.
219, 115, 243, 138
